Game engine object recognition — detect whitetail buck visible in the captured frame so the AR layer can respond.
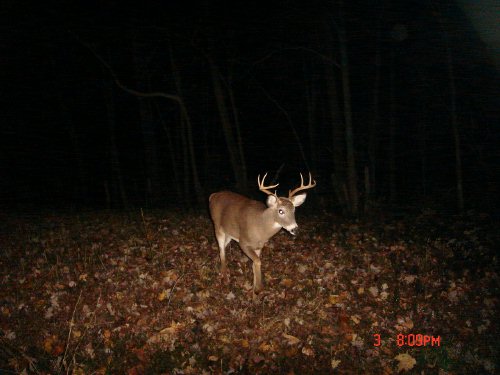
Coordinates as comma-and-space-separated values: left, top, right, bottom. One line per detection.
209, 173, 316, 298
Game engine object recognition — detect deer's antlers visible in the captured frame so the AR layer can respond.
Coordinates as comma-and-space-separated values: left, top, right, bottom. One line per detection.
257, 173, 279, 195
288, 173, 316, 198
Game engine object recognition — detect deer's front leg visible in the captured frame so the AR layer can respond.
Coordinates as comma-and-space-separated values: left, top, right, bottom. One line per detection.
240, 245, 263, 294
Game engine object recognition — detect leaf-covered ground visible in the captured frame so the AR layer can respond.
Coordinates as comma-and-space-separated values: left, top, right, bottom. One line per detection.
0, 209, 498, 374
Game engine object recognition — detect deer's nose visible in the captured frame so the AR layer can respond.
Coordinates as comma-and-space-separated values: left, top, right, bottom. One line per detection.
284, 223, 298, 235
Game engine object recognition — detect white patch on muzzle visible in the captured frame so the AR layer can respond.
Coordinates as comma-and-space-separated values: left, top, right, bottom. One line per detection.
284, 223, 298, 235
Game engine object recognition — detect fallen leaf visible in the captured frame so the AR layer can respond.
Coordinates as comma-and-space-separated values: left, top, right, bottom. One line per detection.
321, 325, 336, 336
4, 330, 15, 340
259, 342, 273, 352
394, 353, 416, 372
370, 264, 381, 273
1, 307, 11, 317
43, 336, 55, 353
162, 269, 179, 283
103, 329, 111, 340
283, 333, 301, 345
157, 290, 168, 301
329, 295, 340, 304
106, 303, 115, 316
132, 347, 148, 363
148, 321, 183, 344
52, 343, 64, 356
351, 315, 361, 324
369, 286, 379, 297
339, 314, 353, 336
252, 354, 265, 363
285, 347, 298, 357
297, 264, 307, 273
127, 365, 145, 375
302, 346, 314, 356
402, 319, 414, 329
331, 359, 341, 369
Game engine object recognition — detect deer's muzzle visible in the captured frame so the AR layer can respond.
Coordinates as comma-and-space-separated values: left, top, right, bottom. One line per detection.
285, 224, 298, 236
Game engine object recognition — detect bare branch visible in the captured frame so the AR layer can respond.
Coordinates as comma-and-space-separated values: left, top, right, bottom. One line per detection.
254, 46, 340, 68
72, 32, 182, 104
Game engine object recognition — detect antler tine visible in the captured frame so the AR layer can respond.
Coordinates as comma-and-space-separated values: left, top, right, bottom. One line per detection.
288, 172, 316, 198
257, 172, 279, 195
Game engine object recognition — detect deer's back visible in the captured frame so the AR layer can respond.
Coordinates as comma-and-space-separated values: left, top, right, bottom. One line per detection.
209, 191, 265, 230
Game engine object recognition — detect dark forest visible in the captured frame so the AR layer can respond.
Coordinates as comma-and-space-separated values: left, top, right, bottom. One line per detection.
1, 0, 498, 373
2, 0, 498, 212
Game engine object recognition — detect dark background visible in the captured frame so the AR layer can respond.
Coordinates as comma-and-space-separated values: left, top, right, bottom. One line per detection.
1, 0, 498, 214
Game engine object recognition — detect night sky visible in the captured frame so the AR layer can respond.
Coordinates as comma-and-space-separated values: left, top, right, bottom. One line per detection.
1, 0, 498, 212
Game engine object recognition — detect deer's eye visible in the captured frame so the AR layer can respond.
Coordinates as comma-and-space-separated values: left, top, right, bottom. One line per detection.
278, 209, 284, 215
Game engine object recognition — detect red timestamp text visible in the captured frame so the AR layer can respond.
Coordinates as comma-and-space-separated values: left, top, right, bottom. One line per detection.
373, 334, 441, 347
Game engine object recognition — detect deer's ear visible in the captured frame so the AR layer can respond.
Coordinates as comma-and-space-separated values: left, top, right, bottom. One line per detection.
266, 195, 278, 208
291, 193, 307, 207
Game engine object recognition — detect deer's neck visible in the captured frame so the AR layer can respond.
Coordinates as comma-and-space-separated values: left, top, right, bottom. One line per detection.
261, 208, 282, 238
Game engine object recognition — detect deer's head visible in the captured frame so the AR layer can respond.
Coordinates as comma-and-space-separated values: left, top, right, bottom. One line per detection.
259, 173, 316, 235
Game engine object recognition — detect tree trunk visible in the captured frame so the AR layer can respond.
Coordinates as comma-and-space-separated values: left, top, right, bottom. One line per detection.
156, 102, 183, 203
169, 47, 204, 204
49, 54, 89, 205
389, 48, 396, 205
444, 30, 464, 213
225, 70, 248, 191
102, 78, 128, 209
418, 102, 428, 198
179, 108, 190, 207
338, 18, 359, 216
133, 41, 162, 205
304, 58, 317, 170
434, 9, 464, 213
369, 18, 382, 201
209, 60, 247, 192
259, 85, 309, 170
435, 6, 464, 213
324, 34, 346, 212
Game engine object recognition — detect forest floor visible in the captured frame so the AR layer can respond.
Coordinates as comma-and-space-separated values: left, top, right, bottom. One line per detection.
0, 209, 498, 374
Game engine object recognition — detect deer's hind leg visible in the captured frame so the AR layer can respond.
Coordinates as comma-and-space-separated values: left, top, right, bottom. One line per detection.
215, 230, 232, 282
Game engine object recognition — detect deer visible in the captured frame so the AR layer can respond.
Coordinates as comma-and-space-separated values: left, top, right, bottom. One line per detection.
209, 173, 316, 299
